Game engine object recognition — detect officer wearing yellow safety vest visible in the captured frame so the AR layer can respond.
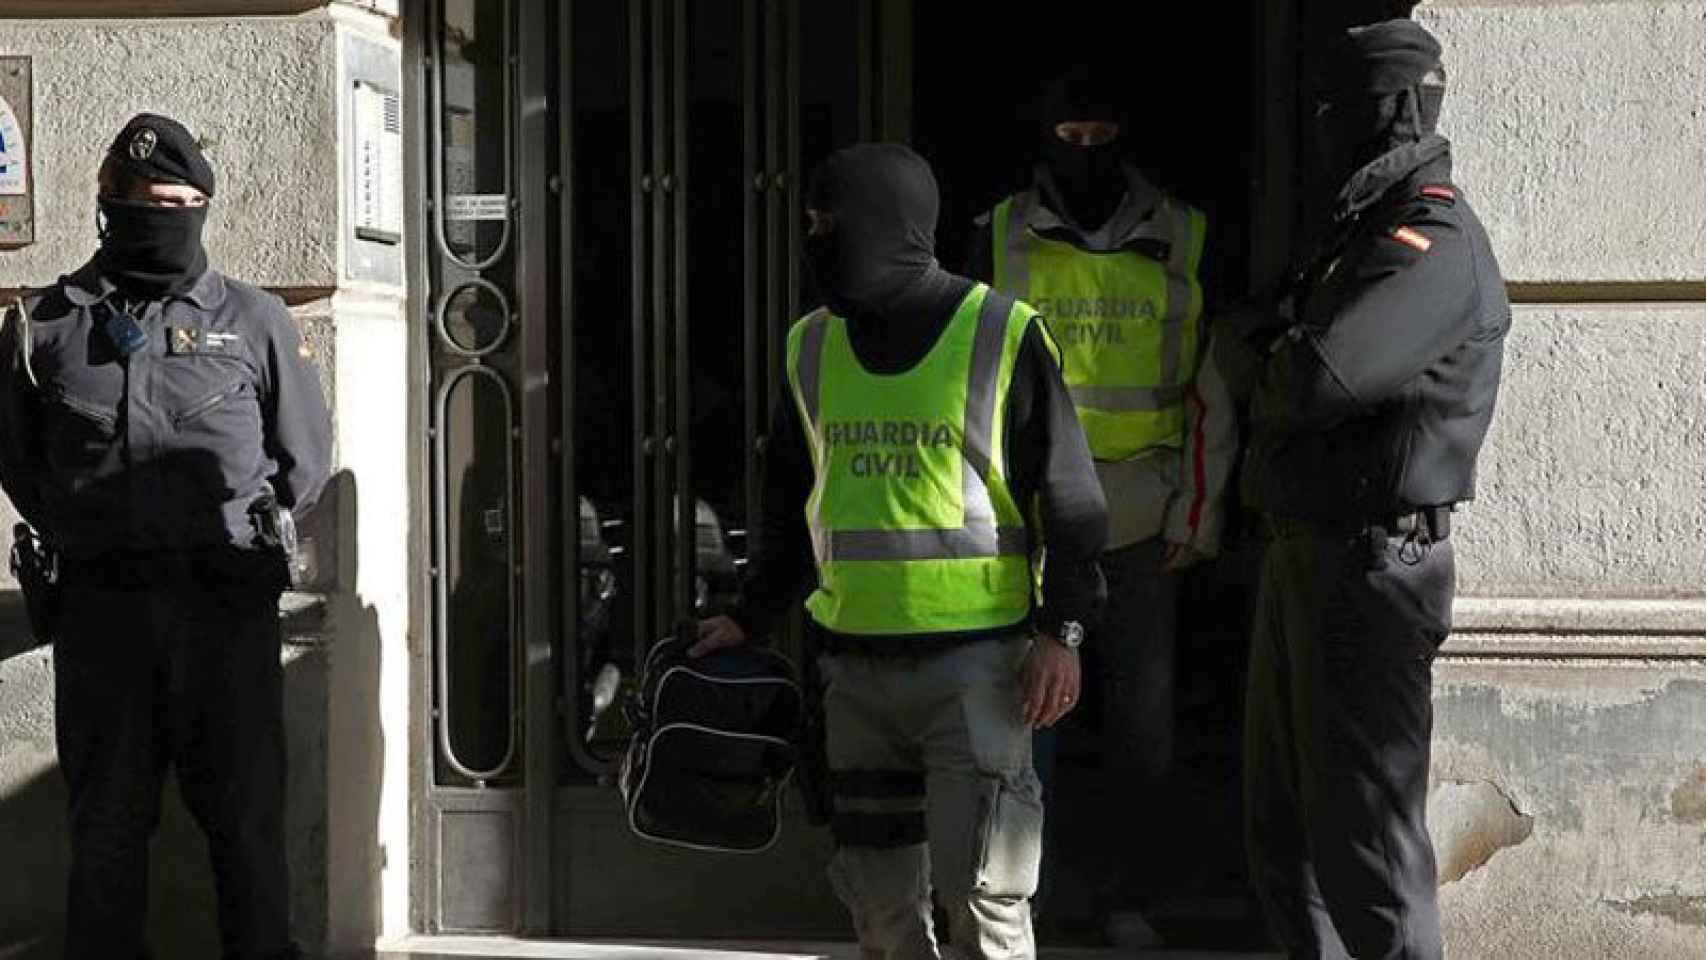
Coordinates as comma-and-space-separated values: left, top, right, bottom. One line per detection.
696, 143, 1109, 960
965, 68, 1239, 941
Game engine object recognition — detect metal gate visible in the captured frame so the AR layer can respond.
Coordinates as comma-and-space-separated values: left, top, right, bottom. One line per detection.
415, 0, 907, 935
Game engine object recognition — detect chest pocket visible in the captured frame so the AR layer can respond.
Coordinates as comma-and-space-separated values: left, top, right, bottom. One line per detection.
43, 386, 121, 479
174, 374, 261, 435
163, 361, 266, 502
48, 387, 119, 432
174, 376, 257, 427
160, 354, 263, 437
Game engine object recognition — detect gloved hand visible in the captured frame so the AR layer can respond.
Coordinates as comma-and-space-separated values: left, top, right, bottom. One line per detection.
690, 615, 749, 658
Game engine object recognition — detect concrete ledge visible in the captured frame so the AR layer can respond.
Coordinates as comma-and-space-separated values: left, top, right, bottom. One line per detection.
1418, 2, 1706, 283
0, 2, 396, 17
1508, 283, 1706, 305
1443, 634, 1706, 661
1453, 597, 1706, 637
0, 2, 322, 13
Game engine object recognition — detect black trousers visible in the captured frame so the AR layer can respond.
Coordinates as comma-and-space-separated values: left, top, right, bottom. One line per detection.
53, 558, 294, 960
1243, 525, 1453, 960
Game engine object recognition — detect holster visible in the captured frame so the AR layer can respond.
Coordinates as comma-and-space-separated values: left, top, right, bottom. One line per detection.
10, 523, 60, 647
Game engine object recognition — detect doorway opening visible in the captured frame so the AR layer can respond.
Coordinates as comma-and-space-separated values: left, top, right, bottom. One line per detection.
910, 3, 1273, 947
415, 0, 1294, 945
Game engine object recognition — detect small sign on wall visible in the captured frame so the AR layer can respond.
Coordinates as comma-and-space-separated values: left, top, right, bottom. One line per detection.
0, 56, 33, 248
445, 194, 508, 222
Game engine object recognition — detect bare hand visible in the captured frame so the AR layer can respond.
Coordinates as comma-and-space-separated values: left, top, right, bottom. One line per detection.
690, 615, 748, 658
1021, 636, 1082, 729
1161, 541, 1207, 573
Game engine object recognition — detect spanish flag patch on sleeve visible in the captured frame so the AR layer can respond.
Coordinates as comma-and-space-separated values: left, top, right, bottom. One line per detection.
1390, 225, 1433, 252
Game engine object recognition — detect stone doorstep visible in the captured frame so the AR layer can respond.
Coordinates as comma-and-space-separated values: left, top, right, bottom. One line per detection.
371, 937, 1280, 960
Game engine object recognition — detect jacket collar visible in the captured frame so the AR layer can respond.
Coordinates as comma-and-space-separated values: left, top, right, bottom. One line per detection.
1029, 162, 1170, 252
61, 258, 227, 310
1332, 134, 1452, 224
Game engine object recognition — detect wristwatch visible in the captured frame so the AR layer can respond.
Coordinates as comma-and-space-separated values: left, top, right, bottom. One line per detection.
1051, 620, 1085, 650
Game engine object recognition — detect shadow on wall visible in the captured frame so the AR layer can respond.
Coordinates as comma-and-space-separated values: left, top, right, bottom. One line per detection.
0, 469, 387, 959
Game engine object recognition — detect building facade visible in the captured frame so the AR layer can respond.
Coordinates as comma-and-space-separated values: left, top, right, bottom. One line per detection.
0, 1, 1701, 957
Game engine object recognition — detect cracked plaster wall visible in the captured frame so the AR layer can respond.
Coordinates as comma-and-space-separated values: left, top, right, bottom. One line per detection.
1429, 663, 1706, 958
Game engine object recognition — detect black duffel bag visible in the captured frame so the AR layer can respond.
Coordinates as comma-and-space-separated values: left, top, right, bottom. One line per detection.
619, 634, 803, 853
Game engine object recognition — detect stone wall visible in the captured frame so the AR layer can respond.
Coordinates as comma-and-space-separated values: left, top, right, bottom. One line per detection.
1417, 3, 1706, 957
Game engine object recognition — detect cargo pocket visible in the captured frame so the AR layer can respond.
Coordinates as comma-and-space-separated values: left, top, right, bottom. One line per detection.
972, 771, 1044, 898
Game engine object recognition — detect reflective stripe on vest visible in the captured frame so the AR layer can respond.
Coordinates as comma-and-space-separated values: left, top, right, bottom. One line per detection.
993, 190, 1206, 461
786, 284, 1035, 635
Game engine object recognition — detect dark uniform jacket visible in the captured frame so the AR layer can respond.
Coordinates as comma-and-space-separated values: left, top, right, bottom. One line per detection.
0, 260, 332, 557
1238, 136, 1510, 522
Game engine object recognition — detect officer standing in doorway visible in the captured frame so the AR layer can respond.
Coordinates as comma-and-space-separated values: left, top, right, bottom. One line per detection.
966, 68, 1239, 942
1231, 21, 1509, 960
0, 114, 332, 960
695, 143, 1108, 960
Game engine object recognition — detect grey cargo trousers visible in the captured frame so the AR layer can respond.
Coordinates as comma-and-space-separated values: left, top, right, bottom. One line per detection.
1244, 523, 1454, 960
821, 634, 1043, 960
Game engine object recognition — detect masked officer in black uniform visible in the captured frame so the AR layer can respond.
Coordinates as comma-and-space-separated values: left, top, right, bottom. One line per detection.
0, 114, 331, 960
1231, 21, 1510, 960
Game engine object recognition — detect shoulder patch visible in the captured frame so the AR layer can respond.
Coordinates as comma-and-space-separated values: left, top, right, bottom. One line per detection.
1389, 225, 1433, 253
1420, 184, 1456, 205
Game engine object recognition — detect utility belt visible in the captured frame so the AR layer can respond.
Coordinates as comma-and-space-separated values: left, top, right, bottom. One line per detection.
1267, 506, 1453, 543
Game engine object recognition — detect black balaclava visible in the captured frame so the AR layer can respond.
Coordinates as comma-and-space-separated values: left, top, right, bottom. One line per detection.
1037, 67, 1126, 231
95, 113, 216, 299
805, 143, 942, 319
97, 199, 210, 298
1309, 19, 1446, 211
804, 143, 972, 373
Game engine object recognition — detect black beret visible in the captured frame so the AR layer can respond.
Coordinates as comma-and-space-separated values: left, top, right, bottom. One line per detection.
105, 113, 216, 199
1325, 19, 1445, 98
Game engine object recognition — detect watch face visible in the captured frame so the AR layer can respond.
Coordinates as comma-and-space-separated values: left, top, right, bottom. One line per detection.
1061, 622, 1085, 648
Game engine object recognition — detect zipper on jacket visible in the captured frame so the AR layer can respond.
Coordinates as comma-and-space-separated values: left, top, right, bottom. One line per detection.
1387, 378, 1424, 501
173, 381, 247, 429
50, 388, 118, 430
